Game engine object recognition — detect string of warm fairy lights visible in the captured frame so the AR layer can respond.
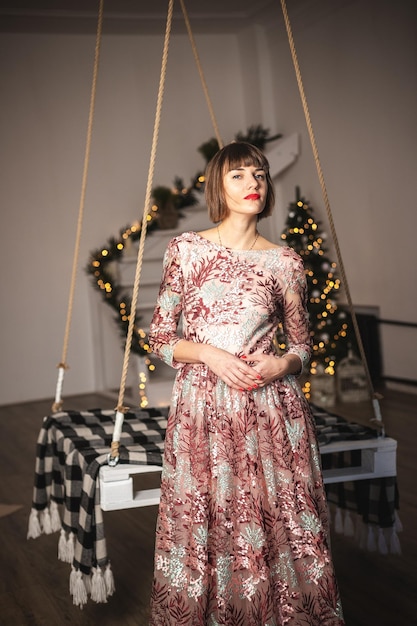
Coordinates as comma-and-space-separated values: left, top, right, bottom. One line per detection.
86, 211, 157, 407
85, 179, 204, 407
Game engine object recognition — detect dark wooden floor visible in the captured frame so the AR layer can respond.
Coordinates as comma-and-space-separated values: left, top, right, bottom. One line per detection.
0, 388, 416, 625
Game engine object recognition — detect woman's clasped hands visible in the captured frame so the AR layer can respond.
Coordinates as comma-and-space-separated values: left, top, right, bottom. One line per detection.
202, 346, 294, 391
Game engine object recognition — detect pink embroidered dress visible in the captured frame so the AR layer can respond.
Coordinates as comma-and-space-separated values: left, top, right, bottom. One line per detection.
148, 231, 344, 626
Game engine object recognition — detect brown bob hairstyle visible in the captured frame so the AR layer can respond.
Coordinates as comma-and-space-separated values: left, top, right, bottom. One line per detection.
204, 142, 275, 223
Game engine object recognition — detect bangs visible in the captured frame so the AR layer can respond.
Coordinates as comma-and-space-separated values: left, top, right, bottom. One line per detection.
221, 143, 269, 175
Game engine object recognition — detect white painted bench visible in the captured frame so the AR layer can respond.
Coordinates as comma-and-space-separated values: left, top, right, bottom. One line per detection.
100, 436, 397, 511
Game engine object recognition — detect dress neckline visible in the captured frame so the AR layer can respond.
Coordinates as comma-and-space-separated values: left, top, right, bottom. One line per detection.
191, 231, 279, 253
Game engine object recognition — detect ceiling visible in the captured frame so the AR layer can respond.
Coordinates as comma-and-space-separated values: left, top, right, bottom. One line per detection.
0, 0, 284, 34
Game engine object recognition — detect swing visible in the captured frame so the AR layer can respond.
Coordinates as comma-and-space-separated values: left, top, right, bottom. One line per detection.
101, 0, 398, 501
27, 0, 400, 607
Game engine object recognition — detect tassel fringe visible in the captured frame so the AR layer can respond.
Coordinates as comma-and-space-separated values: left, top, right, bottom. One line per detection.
389, 528, 402, 555
40, 508, 52, 534
359, 521, 367, 550
394, 510, 403, 533
330, 506, 403, 555
27, 508, 42, 539
58, 529, 69, 562
91, 567, 108, 603
355, 517, 363, 544
66, 532, 75, 563
334, 507, 343, 534
104, 563, 115, 597
70, 569, 88, 608
343, 511, 355, 537
83, 573, 92, 596
377, 528, 389, 555
58, 530, 75, 563
28, 505, 61, 541
69, 565, 113, 607
50, 501, 62, 532
69, 566, 78, 596
366, 525, 377, 551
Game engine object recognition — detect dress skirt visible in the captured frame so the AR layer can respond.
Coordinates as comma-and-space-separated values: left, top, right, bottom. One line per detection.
149, 366, 344, 625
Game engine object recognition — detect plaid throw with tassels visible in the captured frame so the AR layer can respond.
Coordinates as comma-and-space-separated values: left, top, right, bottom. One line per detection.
27, 407, 167, 606
27, 404, 400, 607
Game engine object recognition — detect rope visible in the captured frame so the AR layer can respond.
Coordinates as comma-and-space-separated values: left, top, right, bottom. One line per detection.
279, 0, 384, 431
108, 0, 175, 464
52, 0, 104, 413
179, 0, 224, 149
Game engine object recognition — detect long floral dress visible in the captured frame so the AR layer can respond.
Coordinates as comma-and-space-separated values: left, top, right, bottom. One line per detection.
148, 231, 344, 626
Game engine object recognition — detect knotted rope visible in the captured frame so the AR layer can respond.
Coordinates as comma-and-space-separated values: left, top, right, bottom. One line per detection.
52, 0, 104, 413
280, 0, 383, 431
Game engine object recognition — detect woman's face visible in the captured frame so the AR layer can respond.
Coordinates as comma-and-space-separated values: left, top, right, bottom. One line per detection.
222, 164, 267, 217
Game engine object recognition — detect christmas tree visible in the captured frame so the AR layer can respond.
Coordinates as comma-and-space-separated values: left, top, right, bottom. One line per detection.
279, 187, 355, 392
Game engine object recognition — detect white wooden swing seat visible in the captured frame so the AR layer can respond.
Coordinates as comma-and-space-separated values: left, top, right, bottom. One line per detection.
99, 404, 397, 511
100, 436, 397, 511
44, 0, 393, 519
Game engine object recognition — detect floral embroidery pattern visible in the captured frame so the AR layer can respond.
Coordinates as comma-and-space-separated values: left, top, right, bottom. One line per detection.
149, 232, 344, 625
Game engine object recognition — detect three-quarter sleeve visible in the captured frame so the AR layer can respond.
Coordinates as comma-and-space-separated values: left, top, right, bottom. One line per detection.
282, 252, 312, 373
148, 238, 184, 369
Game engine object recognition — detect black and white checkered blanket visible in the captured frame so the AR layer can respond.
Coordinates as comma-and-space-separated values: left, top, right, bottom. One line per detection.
311, 405, 401, 553
27, 406, 168, 605
27, 404, 400, 607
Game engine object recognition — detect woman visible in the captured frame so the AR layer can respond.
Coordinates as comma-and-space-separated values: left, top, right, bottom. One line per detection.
148, 142, 344, 625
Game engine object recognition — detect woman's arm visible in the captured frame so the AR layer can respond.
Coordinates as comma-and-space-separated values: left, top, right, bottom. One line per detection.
281, 252, 312, 371
148, 239, 184, 368
249, 252, 311, 385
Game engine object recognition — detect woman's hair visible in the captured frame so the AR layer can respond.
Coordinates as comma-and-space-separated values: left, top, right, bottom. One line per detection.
204, 141, 275, 223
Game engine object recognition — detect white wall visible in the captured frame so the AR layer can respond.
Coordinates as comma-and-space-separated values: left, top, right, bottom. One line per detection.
1, 0, 416, 405
0, 30, 246, 405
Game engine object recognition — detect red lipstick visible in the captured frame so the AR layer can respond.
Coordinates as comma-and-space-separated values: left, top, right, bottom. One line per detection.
245, 194, 261, 200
